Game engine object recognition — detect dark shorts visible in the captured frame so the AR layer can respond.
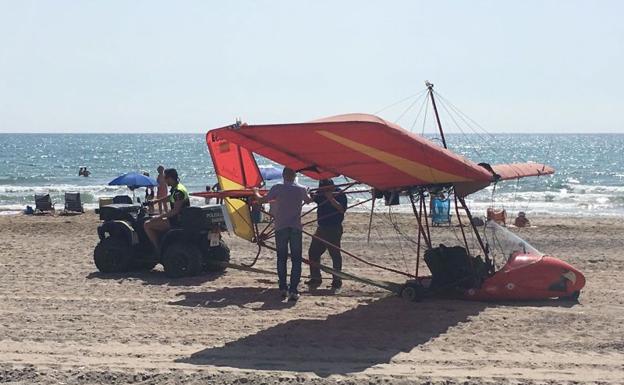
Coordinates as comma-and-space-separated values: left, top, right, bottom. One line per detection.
168, 216, 179, 228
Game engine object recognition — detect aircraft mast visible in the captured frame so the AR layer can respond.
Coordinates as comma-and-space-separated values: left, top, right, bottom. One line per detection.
425, 81, 448, 149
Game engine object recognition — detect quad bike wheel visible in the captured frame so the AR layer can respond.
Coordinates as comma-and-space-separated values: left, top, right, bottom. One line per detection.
93, 236, 132, 273
162, 243, 203, 278
203, 240, 231, 272
131, 258, 158, 272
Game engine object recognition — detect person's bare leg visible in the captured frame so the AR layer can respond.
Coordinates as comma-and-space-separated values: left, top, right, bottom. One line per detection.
144, 217, 170, 250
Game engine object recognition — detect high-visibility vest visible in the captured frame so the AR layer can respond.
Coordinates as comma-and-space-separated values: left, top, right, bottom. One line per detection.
169, 182, 190, 209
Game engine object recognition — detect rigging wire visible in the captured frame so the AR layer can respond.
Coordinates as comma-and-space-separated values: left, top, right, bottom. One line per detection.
388, 206, 412, 274
421, 97, 430, 136
388, 205, 420, 250
437, 91, 552, 220
434, 95, 485, 158
340, 177, 418, 275
490, 182, 498, 209
435, 94, 488, 143
430, 89, 536, 220
374, 89, 428, 115
433, 90, 497, 141
372, 213, 414, 275
409, 93, 430, 133
394, 91, 428, 124
387, 204, 421, 251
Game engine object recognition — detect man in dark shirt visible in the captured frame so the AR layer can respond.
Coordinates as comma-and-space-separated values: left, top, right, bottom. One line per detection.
306, 179, 348, 290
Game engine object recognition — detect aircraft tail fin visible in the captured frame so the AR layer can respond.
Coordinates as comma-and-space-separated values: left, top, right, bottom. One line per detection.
206, 129, 263, 242
490, 163, 555, 181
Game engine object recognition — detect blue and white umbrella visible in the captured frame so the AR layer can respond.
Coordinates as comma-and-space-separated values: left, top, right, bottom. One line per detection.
259, 165, 283, 181
109, 172, 158, 200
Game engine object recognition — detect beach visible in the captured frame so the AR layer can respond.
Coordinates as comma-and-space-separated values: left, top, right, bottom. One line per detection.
2, 0, 623, 383
1, 211, 623, 384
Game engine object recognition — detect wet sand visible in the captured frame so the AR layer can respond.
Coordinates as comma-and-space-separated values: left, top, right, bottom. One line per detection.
1, 211, 623, 384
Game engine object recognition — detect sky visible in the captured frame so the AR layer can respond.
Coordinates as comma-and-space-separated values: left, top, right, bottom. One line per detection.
0, 1, 622, 134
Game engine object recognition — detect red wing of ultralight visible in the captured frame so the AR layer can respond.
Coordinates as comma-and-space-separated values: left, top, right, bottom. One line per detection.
491, 163, 555, 180
454, 162, 555, 196
209, 113, 494, 190
208, 113, 554, 192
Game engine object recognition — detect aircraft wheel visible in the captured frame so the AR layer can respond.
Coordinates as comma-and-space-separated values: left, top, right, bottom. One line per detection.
400, 284, 423, 302
560, 290, 581, 302
93, 236, 132, 273
570, 290, 581, 300
162, 243, 202, 278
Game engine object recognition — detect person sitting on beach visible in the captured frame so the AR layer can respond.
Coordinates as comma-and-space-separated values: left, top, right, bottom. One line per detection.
143, 171, 155, 212
212, 183, 223, 204
204, 185, 212, 205
514, 211, 530, 228
143, 168, 190, 251
305, 178, 347, 291
156, 165, 169, 214
253, 167, 312, 301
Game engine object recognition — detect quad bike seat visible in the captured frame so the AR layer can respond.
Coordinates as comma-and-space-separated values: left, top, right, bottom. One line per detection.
99, 203, 142, 222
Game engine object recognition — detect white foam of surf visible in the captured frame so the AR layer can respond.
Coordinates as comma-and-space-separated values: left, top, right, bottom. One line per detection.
2, 182, 624, 218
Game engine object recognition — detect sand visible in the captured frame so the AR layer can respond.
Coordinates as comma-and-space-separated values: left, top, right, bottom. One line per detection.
1, 211, 623, 384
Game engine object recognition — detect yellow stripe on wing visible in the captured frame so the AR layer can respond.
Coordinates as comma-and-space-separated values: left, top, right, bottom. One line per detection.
316, 130, 472, 184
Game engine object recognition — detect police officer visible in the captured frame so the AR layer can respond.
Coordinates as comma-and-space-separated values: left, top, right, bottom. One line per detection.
144, 168, 190, 250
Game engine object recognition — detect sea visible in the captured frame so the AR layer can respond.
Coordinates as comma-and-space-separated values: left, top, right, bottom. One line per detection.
1, 133, 623, 217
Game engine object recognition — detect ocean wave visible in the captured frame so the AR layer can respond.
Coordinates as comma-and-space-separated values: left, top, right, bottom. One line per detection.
0, 184, 127, 193
1, 181, 623, 219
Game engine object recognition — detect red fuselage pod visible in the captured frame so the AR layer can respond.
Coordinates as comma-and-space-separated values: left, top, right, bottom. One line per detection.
464, 254, 586, 301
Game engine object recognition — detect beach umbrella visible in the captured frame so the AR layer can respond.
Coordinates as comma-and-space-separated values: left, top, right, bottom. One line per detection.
108, 172, 158, 201
259, 165, 283, 181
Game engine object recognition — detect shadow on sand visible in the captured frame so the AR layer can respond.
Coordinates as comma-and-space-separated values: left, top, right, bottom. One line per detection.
169, 287, 297, 311
85, 270, 226, 287
175, 289, 583, 376
176, 295, 486, 376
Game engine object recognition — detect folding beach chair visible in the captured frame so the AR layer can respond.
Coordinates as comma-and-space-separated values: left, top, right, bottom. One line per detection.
34, 194, 55, 214
64, 192, 84, 213
431, 197, 451, 226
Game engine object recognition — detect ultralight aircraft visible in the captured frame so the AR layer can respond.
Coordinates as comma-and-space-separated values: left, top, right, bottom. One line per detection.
192, 83, 586, 302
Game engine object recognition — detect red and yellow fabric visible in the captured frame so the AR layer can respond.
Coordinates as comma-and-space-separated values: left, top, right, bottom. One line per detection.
210, 114, 492, 190
207, 114, 555, 198
206, 131, 263, 241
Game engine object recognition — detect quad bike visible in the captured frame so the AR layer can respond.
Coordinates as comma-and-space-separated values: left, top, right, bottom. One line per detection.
93, 203, 231, 278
